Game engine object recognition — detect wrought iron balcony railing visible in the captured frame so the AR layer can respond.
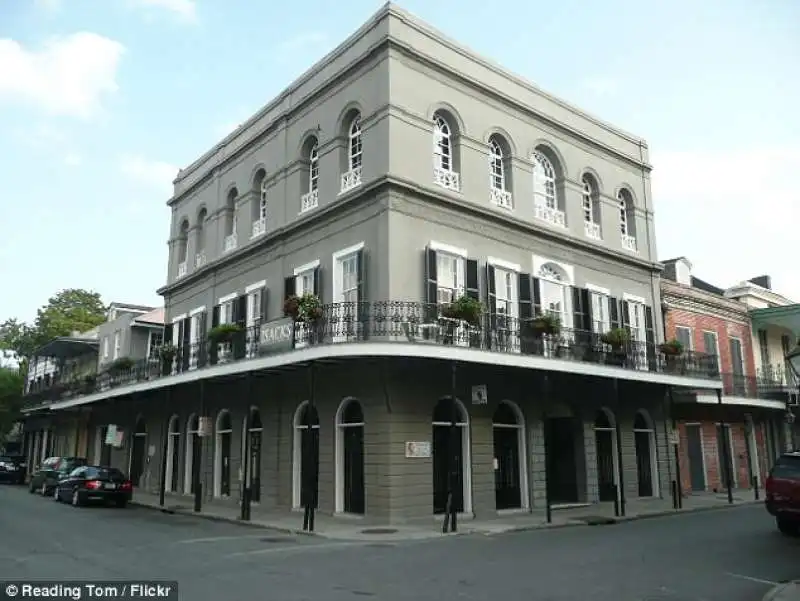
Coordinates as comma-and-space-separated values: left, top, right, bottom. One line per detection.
22, 301, 720, 408
721, 372, 794, 402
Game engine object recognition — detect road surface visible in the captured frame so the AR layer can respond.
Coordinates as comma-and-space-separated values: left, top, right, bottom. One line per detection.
0, 484, 797, 600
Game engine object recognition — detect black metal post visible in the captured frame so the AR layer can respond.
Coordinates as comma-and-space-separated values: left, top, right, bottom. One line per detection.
303, 361, 317, 532
612, 484, 620, 517
193, 380, 205, 513
668, 386, 683, 509
717, 388, 734, 505
158, 388, 170, 507
240, 379, 251, 521
671, 480, 679, 510
613, 379, 626, 517
542, 375, 552, 524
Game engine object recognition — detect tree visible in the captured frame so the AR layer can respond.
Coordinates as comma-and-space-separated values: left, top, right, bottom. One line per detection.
0, 289, 107, 360
0, 367, 23, 442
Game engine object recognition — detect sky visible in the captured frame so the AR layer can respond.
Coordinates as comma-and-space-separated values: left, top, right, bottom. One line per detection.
0, 0, 798, 323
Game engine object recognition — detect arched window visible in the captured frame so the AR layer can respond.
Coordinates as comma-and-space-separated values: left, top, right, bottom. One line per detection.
537, 262, 570, 328
214, 410, 232, 497
223, 188, 238, 252
335, 398, 365, 514
177, 220, 189, 277
348, 117, 362, 171
582, 174, 601, 240
618, 189, 636, 251
309, 142, 319, 193
433, 114, 452, 172
532, 151, 556, 209
165, 416, 180, 493
593, 408, 620, 504
251, 169, 267, 238
195, 208, 207, 267
301, 138, 320, 213
489, 139, 505, 190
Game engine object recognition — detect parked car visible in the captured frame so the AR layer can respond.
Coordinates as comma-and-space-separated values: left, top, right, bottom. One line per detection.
54, 465, 132, 508
28, 456, 88, 496
0, 455, 26, 484
765, 451, 800, 535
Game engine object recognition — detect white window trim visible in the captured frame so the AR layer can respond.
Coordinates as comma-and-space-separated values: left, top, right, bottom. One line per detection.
171, 313, 187, 324
729, 336, 746, 376
245, 280, 267, 294
189, 306, 206, 316
429, 240, 467, 258
332, 241, 365, 262
623, 293, 646, 305
585, 283, 611, 296
217, 293, 237, 305
702, 329, 721, 359
532, 255, 575, 285
675, 325, 694, 350
487, 256, 521, 273
294, 259, 320, 276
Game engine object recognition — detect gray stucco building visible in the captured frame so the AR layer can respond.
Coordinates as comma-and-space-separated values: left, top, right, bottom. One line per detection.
23, 3, 721, 526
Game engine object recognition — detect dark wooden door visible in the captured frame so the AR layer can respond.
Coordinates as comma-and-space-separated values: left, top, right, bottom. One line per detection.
493, 427, 521, 510
220, 432, 231, 496
544, 418, 579, 504
595, 430, 616, 501
343, 426, 365, 514
432, 425, 464, 514
634, 430, 653, 497
686, 425, 705, 491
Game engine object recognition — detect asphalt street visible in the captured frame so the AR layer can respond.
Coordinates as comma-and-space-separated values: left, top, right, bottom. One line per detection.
0, 484, 798, 601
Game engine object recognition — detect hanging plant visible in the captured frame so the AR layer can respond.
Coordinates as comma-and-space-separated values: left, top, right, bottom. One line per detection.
158, 344, 177, 361
531, 313, 561, 335
108, 356, 135, 375
658, 339, 684, 356
441, 296, 483, 327
601, 328, 629, 350
297, 293, 323, 322
208, 323, 243, 344
283, 294, 301, 319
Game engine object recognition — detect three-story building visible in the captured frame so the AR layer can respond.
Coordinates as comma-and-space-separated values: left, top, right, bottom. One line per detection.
23, 3, 719, 525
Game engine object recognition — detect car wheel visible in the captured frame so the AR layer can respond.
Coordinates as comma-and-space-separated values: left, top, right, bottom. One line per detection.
71, 488, 82, 507
53, 487, 60, 502
777, 517, 798, 536
28, 482, 36, 494
40, 482, 48, 496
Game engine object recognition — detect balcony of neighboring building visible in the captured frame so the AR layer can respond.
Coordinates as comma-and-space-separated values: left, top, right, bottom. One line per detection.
23, 336, 100, 410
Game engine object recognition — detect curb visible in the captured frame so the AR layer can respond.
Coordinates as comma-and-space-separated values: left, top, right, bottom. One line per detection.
130, 500, 318, 538
762, 581, 798, 601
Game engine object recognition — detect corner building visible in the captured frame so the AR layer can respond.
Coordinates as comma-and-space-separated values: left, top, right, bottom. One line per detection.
31, 3, 721, 524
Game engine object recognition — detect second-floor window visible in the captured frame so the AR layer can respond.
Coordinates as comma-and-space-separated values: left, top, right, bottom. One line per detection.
436, 252, 464, 304
590, 292, 610, 333
729, 337, 744, 376
309, 142, 319, 193
348, 117, 362, 171
538, 264, 568, 326
147, 331, 163, 360
247, 287, 263, 325
532, 151, 556, 210
220, 298, 234, 325
489, 139, 505, 191
675, 326, 692, 350
103, 336, 109, 359
113, 332, 120, 360
493, 267, 517, 319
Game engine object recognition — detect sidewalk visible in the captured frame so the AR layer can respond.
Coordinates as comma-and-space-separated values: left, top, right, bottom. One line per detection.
764, 581, 800, 601
129, 489, 762, 541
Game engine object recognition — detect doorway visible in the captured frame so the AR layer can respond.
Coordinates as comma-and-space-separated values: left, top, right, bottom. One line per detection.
716, 423, 737, 489
130, 418, 147, 487
492, 401, 527, 510
544, 416, 580, 504
685, 424, 706, 491
432, 397, 470, 515
633, 411, 657, 497
336, 399, 365, 514
246, 408, 262, 504
215, 411, 232, 497
593, 409, 619, 503
165, 416, 180, 493
292, 402, 320, 509
184, 414, 201, 495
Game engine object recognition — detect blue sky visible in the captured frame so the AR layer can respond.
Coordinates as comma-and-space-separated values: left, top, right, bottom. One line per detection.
0, 0, 797, 322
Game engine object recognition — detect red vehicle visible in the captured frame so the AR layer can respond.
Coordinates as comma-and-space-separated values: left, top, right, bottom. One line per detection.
765, 452, 800, 535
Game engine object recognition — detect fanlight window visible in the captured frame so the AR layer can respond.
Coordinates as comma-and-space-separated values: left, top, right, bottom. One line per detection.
433, 115, 452, 172
489, 139, 504, 190
348, 118, 362, 171
532, 151, 556, 209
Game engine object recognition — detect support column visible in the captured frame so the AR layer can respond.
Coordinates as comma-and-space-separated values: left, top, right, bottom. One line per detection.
240, 374, 253, 522
668, 386, 682, 509
716, 389, 734, 504
443, 361, 458, 534
302, 361, 317, 532
159, 387, 171, 507
613, 379, 626, 517
193, 380, 205, 513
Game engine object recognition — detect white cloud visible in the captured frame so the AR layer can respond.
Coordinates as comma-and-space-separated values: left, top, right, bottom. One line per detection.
0, 33, 124, 119
652, 146, 800, 300
128, 0, 197, 22
15, 122, 83, 166
583, 76, 618, 97
34, 0, 61, 13
119, 155, 179, 197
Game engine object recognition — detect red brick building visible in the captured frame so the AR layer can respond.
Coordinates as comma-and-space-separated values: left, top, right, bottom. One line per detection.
661, 258, 787, 497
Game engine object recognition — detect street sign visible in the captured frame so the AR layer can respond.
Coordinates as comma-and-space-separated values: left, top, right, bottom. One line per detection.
471, 384, 488, 405
405, 441, 431, 458
259, 317, 295, 354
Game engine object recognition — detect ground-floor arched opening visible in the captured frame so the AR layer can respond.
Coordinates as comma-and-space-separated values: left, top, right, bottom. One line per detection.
165, 415, 180, 493
543, 404, 583, 504
432, 397, 471, 515
215, 410, 232, 497
293, 401, 320, 509
244, 407, 262, 503
594, 408, 620, 503
130, 416, 147, 487
336, 398, 365, 514
184, 414, 201, 495
633, 410, 657, 497
492, 400, 528, 511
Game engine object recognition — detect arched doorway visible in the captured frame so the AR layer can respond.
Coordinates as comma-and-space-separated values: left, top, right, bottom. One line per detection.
215, 410, 232, 497
493, 401, 528, 510
130, 417, 147, 487
335, 398, 365, 514
432, 397, 471, 515
292, 402, 320, 509
634, 411, 658, 497
242, 407, 263, 503
184, 415, 200, 495
165, 416, 180, 493
594, 409, 620, 503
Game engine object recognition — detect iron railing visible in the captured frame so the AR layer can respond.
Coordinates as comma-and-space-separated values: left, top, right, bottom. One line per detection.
23, 301, 721, 407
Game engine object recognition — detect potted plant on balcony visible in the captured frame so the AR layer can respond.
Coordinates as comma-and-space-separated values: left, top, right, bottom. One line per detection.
108, 356, 135, 377
601, 328, 629, 366
439, 296, 483, 345
208, 323, 243, 345
158, 344, 177, 376
297, 293, 323, 323
83, 374, 96, 392
283, 295, 301, 320
531, 313, 561, 339
659, 338, 684, 373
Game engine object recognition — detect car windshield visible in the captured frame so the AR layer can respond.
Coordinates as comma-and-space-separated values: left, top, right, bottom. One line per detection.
84, 467, 125, 480
771, 456, 800, 479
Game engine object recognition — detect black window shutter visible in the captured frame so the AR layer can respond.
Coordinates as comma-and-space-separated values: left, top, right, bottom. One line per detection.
356, 249, 365, 305
212, 305, 220, 328
532, 277, 542, 316
582, 289, 592, 331
486, 264, 497, 315
620, 300, 630, 330
197, 311, 208, 366
284, 276, 296, 301
572, 287, 585, 332
609, 297, 620, 329
644, 306, 655, 369
425, 247, 437, 304
465, 259, 479, 300
260, 288, 268, 321
313, 266, 321, 300
518, 273, 532, 320
163, 323, 173, 346
235, 295, 247, 326
181, 317, 191, 370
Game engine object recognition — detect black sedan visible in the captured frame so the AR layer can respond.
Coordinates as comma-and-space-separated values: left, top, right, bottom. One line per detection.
0, 455, 27, 484
29, 456, 87, 495
54, 465, 133, 507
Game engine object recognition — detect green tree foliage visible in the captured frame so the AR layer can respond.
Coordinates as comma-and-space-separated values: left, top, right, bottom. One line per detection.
0, 289, 107, 360
0, 367, 23, 441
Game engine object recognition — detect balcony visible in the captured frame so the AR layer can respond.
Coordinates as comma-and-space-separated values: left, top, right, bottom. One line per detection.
621, 234, 637, 252
195, 250, 206, 268
433, 167, 460, 192
223, 233, 237, 253
339, 167, 362, 194
721, 370, 795, 402
177, 261, 187, 278
534, 204, 566, 228
584, 221, 601, 240
490, 187, 513, 210
251, 218, 266, 239
300, 189, 319, 213
25, 302, 720, 407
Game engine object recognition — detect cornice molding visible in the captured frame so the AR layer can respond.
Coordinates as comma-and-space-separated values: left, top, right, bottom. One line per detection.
661, 281, 749, 323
